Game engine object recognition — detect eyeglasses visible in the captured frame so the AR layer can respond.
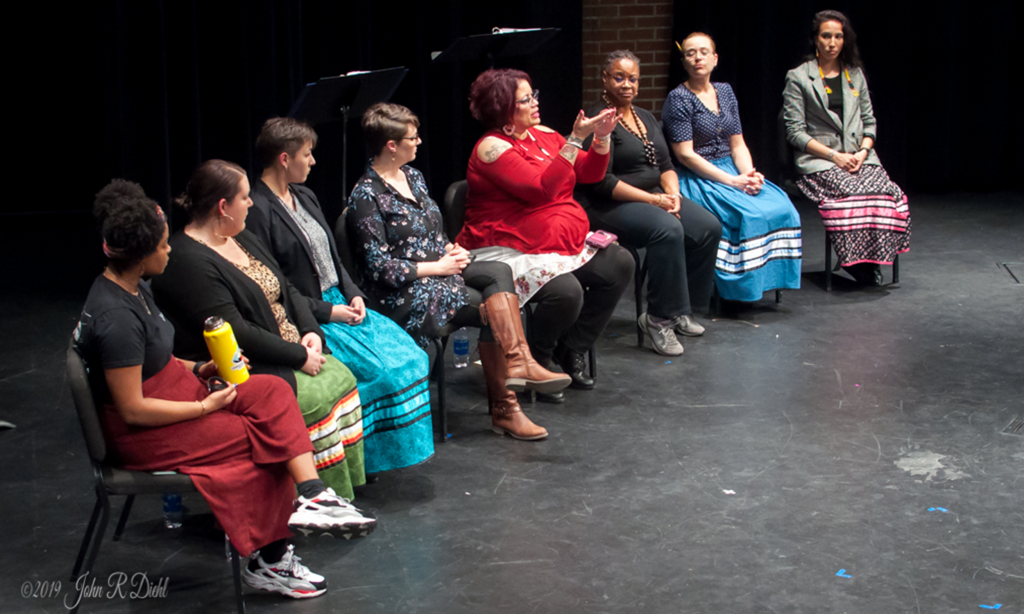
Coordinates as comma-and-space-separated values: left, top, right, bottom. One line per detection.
401, 134, 421, 141
516, 90, 540, 106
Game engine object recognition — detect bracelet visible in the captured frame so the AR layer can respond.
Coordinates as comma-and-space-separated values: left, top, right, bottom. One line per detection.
656, 194, 664, 207
594, 134, 611, 146
198, 399, 207, 417
858, 146, 871, 153
564, 135, 584, 149
192, 361, 204, 377
827, 149, 836, 161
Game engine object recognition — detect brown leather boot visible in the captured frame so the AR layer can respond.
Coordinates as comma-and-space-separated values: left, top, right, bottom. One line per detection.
480, 292, 571, 394
479, 341, 548, 441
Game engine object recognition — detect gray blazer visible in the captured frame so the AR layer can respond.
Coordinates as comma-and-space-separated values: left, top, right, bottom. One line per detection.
782, 59, 881, 175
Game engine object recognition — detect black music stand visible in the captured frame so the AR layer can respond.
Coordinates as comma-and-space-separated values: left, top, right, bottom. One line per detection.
288, 67, 408, 205
431, 28, 560, 67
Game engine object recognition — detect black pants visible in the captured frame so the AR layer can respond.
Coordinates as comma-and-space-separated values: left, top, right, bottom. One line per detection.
525, 243, 634, 362
448, 261, 515, 342
587, 198, 721, 318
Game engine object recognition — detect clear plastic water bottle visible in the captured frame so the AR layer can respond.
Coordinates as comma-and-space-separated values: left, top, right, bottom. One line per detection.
162, 493, 183, 529
453, 328, 469, 369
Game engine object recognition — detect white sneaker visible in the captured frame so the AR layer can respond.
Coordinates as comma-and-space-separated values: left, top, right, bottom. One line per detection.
288, 488, 376, 539
638, 313, 684, 356
242, 544, 326, 599
673, 315, 705, 337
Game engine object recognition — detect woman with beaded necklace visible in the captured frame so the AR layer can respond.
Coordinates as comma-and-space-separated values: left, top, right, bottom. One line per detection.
782, 10, 910, 285
576, 50, 722, 356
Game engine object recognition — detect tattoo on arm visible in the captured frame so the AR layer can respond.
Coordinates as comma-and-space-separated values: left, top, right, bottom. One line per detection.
479, 140, 512, 163
560, 145, 579, 163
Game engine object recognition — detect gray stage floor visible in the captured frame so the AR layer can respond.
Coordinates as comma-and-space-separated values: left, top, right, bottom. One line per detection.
1, 192, 1021, 613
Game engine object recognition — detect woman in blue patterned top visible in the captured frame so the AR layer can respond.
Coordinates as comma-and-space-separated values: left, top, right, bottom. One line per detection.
663, 32, 802, 303
347, 103, 570, 441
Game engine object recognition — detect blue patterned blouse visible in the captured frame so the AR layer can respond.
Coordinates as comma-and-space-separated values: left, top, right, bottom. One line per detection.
347, 163, 470, 348
662, 82, 743, 162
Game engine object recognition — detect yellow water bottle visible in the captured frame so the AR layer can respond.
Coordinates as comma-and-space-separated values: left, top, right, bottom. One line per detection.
203, 316, 249, 385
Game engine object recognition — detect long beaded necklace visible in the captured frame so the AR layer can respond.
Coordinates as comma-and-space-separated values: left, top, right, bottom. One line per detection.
817, 63, 859, 97
619, 106, 658, 166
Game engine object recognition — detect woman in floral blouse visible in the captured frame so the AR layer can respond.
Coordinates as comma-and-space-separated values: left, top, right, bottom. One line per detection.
347, 103, 569, 441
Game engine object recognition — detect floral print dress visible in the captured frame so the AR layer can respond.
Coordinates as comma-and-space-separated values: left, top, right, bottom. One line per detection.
347, 163, 471, 348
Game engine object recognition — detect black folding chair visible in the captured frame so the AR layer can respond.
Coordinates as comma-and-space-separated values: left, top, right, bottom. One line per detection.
66, 340, 245, 613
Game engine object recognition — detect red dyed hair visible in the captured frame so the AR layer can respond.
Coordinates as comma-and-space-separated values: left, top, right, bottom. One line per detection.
468, 68, 532, 131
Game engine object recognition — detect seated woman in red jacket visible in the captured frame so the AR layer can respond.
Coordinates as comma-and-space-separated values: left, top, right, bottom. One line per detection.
74, 180, 371, 599
457, 68, 634, 393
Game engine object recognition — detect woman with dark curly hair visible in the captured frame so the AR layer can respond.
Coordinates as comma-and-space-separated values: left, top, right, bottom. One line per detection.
347, 102, 571, 441
457, 68, 634, 392
74, 179, 373, 599
782, 10, 910, 285
152, 160, 374, 504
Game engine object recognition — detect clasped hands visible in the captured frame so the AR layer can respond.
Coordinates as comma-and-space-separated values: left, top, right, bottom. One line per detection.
732, 169, 766, 195
300, 332, 327, 376
436, 243, 471, 276
331, 296, 366, 326
831, 149, 868, 174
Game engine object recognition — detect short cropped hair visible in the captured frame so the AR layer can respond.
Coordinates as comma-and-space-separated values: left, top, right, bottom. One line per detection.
255, 117, 318, 169
677, 32, 717, 55
176, 159, 247, 224
93, 179, 166, 272
361, 103, 420, 157
468, 68, 532, 132
603, 50, 641, 73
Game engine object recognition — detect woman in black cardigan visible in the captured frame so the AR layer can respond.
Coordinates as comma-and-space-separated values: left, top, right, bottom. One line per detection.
576, 50, 721, 357
152, 159, 369, 501
244, 118, 433, 473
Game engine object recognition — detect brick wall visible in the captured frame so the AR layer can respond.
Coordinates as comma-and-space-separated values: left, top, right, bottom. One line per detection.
582, 0, 675, 119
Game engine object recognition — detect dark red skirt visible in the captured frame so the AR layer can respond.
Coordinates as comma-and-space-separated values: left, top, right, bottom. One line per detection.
102, 359, 313, 557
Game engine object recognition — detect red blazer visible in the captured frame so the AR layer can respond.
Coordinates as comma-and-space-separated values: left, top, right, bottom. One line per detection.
457, 127, 609, 256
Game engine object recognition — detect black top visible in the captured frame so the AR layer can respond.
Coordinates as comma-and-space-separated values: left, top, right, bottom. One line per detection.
151, 229, 325, 392
576, 102, 675, 211
824, 75, 844, 120
73, 277, 174, 403
246, 179, 365, 324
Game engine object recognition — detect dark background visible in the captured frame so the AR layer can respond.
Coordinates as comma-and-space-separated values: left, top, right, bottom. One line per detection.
7, 0, 1019, 236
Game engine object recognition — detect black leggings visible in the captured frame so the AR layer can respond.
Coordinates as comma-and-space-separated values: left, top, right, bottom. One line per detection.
448, 261, 515, 342
525, 244, 634, 362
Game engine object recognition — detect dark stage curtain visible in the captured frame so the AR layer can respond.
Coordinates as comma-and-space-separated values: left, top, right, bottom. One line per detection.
668, 0, 1021, 194
13, 0, 583, 228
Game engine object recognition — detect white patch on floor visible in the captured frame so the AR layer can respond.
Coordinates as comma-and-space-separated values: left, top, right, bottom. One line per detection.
894, 450, 970, 482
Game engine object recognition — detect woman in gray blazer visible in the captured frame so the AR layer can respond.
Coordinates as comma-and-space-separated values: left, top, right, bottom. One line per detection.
782, 10, 911, 286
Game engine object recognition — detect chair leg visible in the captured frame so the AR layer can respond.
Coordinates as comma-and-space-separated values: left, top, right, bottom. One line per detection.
70, 488, 111, 614
588, 346, 597, 379
825, 232, 833, 292
230, 542, 247, 614
112, 494, 135, 541
71, 495, 103, 581
893, 254, 900, 283
634, 254, 645, 348
776, 290, 782, 304
436, 336, 449, 442
712, 285, 722, 315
